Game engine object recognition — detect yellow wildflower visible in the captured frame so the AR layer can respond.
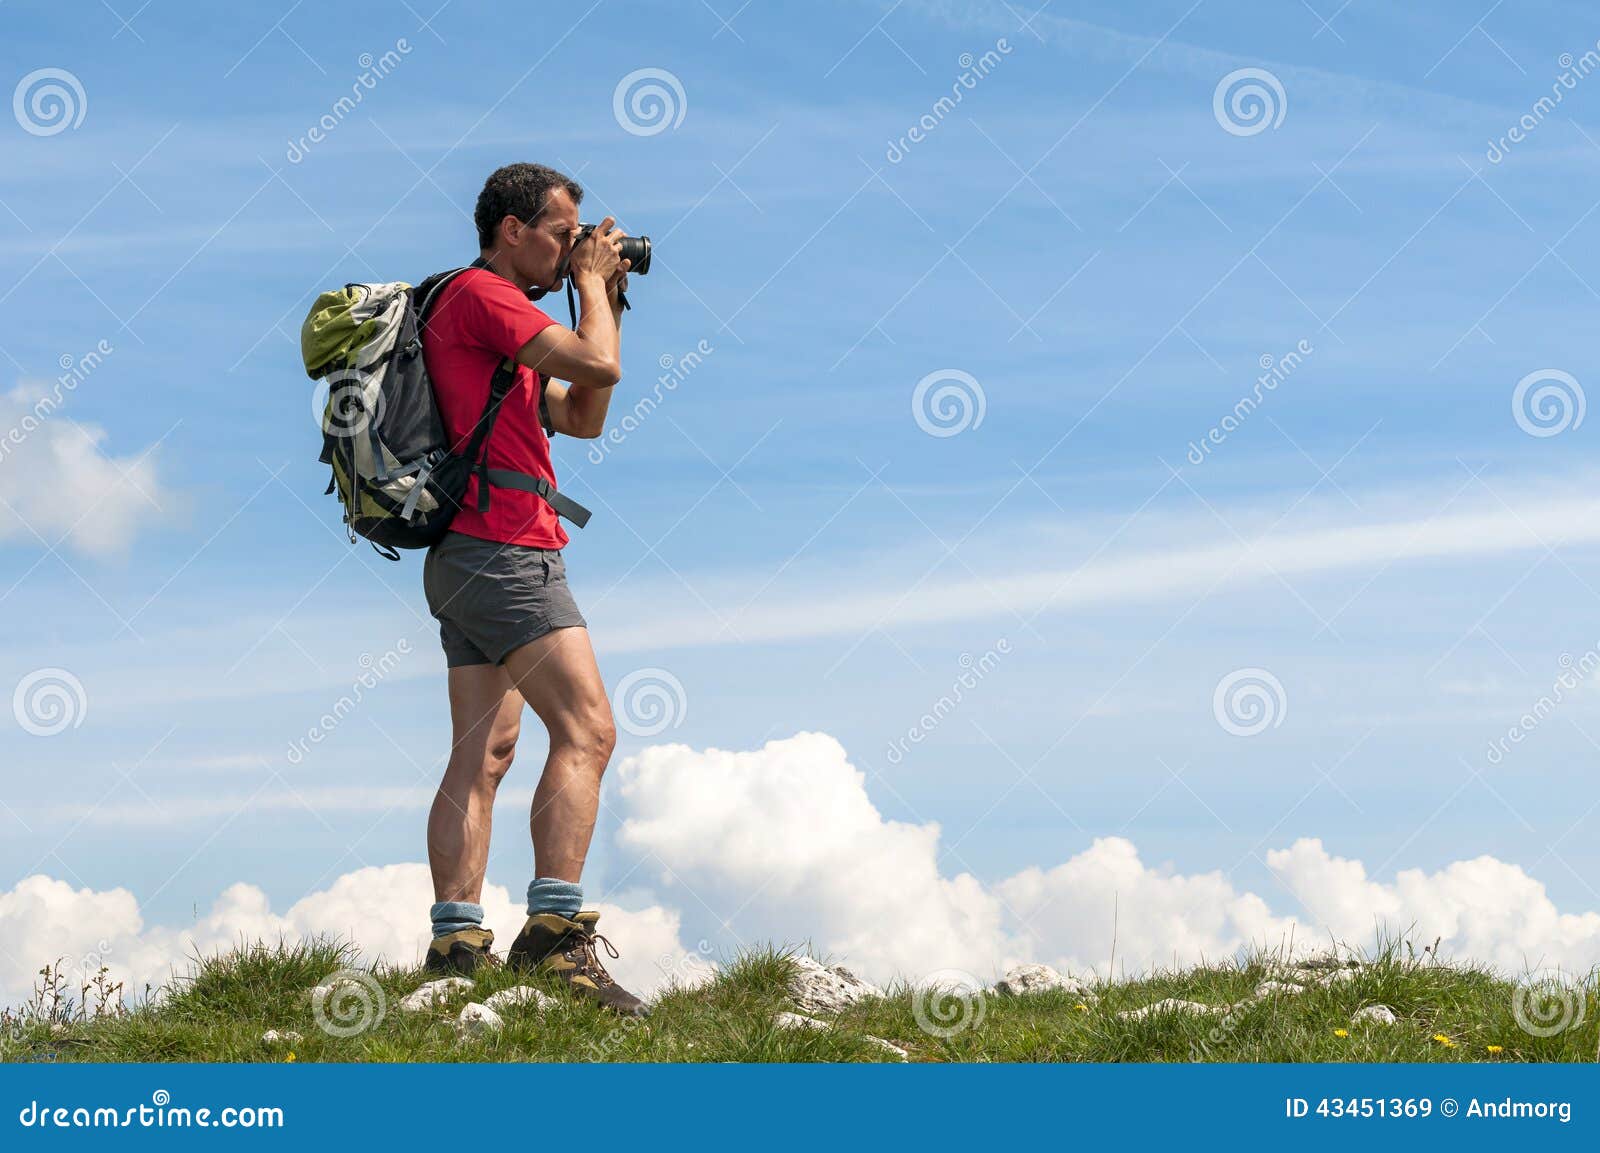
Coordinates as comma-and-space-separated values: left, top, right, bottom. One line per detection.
1333, 1028, 1348, 1038
1486, 1044, 1503, 1055
1074, 1002, 1088, 1012
286, 1052, 297, 1063
1432, 1034, 1456, 1048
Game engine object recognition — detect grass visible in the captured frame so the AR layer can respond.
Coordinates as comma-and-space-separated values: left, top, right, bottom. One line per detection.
2, 939, 1596, 1063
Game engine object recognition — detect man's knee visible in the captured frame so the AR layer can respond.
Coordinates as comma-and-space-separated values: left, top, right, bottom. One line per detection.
484, 730, 519, 784
560, 702, 615, 767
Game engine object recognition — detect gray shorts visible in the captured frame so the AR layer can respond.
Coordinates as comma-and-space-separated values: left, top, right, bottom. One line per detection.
422, 531, 587, 667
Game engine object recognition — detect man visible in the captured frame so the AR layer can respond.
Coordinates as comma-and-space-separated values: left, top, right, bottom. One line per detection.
416, 162, 645, 1016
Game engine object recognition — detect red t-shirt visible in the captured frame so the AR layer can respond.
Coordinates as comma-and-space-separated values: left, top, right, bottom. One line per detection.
422, 268, 567, 548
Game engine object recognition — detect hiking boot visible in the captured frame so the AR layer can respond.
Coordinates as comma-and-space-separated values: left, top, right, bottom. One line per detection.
423, 926, 496, 975
505, 910, 650, 1017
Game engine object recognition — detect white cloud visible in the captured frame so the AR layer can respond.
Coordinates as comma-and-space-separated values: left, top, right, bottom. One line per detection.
0, 863, 713, 1009
596, 482, 1600, 651
616, 732, 1006, 981
8, 733, 1600, 1009
0, 384, 173, 557
613, 733, 1600, 984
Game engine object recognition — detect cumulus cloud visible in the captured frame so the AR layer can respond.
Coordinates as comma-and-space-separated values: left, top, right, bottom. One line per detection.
0, 864, 713, 1008
7, 733, 1599, 1008
0, 383, 172, 557
615, 733, 1600, 984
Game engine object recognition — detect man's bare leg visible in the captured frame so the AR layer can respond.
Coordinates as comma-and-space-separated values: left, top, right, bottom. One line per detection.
427, 662, 524, 903
497, 625, 644, 1014
499, 625, 616, 881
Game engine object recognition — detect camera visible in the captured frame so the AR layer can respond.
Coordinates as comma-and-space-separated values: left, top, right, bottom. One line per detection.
570, 223, 652, 276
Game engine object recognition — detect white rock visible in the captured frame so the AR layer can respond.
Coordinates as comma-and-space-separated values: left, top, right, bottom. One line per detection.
1116, 998, 1229, 1021
774, 1010, 831, 1031
1253, 980, 1307, 998
484, 986, 555, 1014
787, 956, 882, 1015
398, 977, 475, 1013
1351, 1004, 1396, 1026
993, 963, 1094, 999
1316, 968, 1357, 986
456, 1003, 504, 1035
864, 1035, 909, 1060
260, 1029, 304, 1046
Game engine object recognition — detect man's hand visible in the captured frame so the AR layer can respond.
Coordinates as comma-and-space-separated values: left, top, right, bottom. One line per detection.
568, 216, 627, 284
607, 268, 629, 317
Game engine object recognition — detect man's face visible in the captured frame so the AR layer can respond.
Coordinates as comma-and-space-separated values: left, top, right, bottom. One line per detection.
507, 186, 579, 292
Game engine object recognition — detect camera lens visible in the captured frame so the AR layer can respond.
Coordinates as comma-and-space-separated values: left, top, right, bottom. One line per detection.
618, 235, 651, 275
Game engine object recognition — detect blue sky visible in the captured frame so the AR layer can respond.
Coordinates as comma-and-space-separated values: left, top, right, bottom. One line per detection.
5, 0, 1600, 994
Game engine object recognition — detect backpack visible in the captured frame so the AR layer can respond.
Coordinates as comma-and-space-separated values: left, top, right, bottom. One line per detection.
299, 263, 592, 560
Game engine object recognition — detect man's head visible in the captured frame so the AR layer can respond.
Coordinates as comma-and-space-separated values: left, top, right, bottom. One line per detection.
474, 163, 584, 292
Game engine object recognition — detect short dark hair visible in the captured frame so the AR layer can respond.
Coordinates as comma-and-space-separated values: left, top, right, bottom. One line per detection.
474, 163, 583, 249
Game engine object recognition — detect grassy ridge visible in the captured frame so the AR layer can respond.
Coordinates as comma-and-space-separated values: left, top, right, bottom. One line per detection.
3, 941, 1596, 1063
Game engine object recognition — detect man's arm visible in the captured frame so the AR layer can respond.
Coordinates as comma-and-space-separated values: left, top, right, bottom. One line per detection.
542, 266, 628, 439
511, 219, 627, 441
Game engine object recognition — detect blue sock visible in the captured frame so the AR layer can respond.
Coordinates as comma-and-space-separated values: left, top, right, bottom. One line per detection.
430, 900, 484, 939
526, 877, 582, 918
